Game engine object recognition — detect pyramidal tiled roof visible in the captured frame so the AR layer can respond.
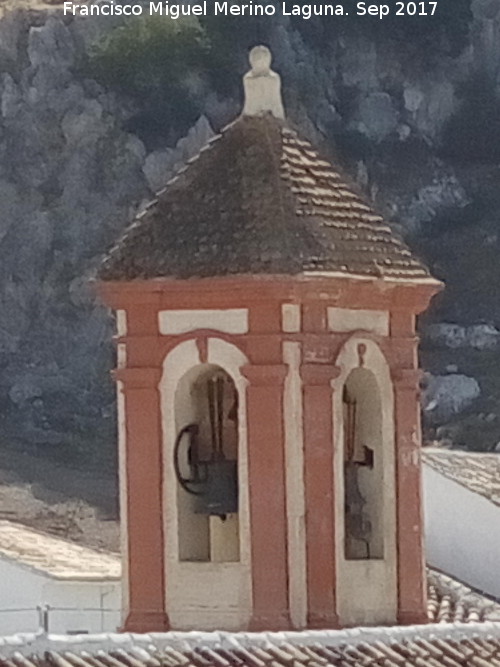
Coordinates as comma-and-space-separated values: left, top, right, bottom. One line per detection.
99, 115, 433, 283
5, 623, 500, 667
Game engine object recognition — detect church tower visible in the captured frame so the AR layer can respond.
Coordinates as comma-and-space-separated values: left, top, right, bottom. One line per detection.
98, 46, 441, 632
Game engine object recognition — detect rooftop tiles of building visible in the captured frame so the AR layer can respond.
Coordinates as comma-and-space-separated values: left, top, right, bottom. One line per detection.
427, 569, 500, 623
4, 623, 500, 667
0, 520, 120, 581
423, 449, 500, 507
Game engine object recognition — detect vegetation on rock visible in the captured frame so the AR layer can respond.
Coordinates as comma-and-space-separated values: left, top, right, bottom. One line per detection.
86, 16, 212, 145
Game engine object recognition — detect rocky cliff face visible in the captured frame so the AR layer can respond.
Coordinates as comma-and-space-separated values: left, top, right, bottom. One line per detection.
0, 1, 499, 502
0, 8, 215, 481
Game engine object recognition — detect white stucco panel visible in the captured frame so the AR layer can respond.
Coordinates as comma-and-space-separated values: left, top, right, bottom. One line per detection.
116, 310, 127, 336
116, 310, 127, 368
159, 310, 249, 335
283, 342, 307, 628
117, 380, 128, 620
282, 304, 301, 333
328, 308, 389, 336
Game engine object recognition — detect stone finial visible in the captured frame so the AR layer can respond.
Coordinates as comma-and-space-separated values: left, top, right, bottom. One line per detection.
242, 46, 285, 119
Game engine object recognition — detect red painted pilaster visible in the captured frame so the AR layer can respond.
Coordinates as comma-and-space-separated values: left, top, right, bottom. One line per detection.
393, 368, 428, 625
115, 367, 170, 632
242, 363, 291, 630
301, 363, 340, 629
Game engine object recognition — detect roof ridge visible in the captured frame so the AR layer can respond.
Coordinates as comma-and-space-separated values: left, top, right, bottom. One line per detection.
101, 121, 227, 272
4, 622, 500, 657
259, 116, 291, 242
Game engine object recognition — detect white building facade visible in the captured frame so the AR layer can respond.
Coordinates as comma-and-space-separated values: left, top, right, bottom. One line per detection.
423, 449, 500, 599
0, 521, 121, 635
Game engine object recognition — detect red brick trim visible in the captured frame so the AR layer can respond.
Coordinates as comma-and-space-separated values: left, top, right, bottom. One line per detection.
302, 303, 327, 333
97, 276, 441, 313
394, 379, 427, 625
398, 610, 429, 625
392, 368, 423, 389
300, 364, 341, 385
301, 366, 339, 629
241, 364, 288, 386
113, 367, 161, 388
121, 380, 168, 633
122, 611, 169, 633
245, 363, 291, 630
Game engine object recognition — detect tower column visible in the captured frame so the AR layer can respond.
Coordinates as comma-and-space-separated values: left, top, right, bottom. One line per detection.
115, 367, 170, 632
301, 363, 340, 628
393, 368, 428, 625
242, 363, 291, 630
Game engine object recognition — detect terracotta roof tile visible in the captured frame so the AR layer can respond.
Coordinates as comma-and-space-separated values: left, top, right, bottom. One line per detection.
427, 569, 500, 624
0, 520, 120, 580
7, 625, 500, 667
423, 449, 500, 506
100, 116, 434, 284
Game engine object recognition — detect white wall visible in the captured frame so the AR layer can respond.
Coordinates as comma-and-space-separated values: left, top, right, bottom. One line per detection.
423, 464, 500, 598
0, 557, 121, 636
282, 341, 307, 628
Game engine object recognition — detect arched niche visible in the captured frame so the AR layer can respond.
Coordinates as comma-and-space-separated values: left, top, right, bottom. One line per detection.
343, 367, 384, 560
332, 336, 397, 626
160, 337, 252, 631
174, 363, 240, 563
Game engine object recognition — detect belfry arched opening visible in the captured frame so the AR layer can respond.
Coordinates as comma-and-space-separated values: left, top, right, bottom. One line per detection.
174, 365, 239, 564
343, 367, 384, 561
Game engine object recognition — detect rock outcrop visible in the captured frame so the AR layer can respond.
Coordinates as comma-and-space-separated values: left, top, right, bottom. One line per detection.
1, 1, 500, 501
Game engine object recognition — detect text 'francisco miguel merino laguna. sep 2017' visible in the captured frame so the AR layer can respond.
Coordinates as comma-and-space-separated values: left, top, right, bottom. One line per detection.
63, 1, 440, 20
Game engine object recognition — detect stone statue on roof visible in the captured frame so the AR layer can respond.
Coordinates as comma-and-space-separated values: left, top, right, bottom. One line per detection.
242, 45, 285, 119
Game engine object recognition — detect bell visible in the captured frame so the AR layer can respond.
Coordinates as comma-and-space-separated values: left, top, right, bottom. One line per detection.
344, 462, 367, 511
346, 511, 372, 542
194, 459, 238, 516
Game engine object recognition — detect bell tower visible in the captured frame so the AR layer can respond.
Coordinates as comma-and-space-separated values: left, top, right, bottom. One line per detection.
98, 46, 441, 632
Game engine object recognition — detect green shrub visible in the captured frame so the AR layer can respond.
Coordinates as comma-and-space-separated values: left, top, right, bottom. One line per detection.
86, 16, 211, 145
